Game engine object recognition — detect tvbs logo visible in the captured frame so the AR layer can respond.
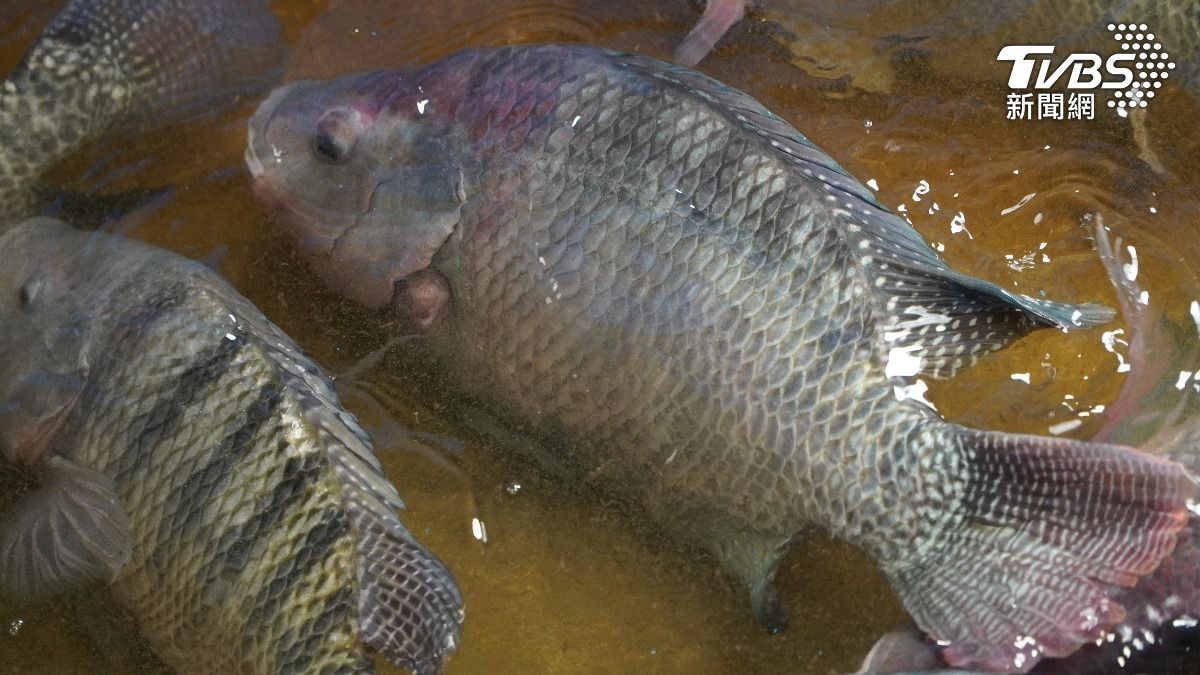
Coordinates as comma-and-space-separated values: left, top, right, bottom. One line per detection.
997, 24, 1173, 119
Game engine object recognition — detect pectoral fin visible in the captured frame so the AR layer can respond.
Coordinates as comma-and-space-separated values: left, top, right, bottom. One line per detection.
0, 455, 131, 600
0, 371, 84, 464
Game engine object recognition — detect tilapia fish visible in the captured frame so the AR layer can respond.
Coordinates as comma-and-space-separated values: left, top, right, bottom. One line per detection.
0, 0, 286, 221
0, 218, 463, 674
246, 44, 1197, 671
675, 0, 1200, 91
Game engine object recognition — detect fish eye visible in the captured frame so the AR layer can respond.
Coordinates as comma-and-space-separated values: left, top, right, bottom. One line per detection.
312, 107, 361, 165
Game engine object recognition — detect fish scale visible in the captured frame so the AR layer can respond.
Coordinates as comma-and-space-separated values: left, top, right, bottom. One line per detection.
458, 49, 929, 551
0, 220, 463, 673
248, 43, 1196, 672
0, 1, 465, 673
0, 0, 285, 223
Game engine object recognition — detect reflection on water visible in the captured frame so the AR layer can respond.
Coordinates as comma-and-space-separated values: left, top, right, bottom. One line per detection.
2, 0, 1200, 673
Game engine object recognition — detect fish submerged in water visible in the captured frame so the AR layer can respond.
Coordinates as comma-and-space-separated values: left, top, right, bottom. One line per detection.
246, 44, 1197, 671
0, 0, 462, 672
675, 0, 750, 66
0, 0, 286, 221
0, 218, 463, 674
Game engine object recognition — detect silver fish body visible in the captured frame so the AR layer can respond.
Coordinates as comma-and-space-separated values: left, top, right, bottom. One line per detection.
246, 44, 1197, 671
0, 218, 463, 674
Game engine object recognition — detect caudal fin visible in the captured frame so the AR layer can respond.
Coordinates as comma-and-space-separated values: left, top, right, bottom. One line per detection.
885, 427, 1196, 672
353, 509, 464, 675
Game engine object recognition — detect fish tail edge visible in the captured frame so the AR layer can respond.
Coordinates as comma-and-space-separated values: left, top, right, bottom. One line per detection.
885, 427, 1196, 672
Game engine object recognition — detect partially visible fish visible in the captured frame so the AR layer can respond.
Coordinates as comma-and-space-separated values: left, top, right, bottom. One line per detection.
674, 0, 1200, 96
675, 0, 750, 66
0, 217, 463, 674
0, 0, 286, 221
1032, 219, 1200, 674
247, 44, 1197, 671
855, 217, 1200, 674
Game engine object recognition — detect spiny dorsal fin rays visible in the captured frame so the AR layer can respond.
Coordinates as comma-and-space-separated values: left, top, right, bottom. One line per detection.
193, 269, 464, 672
613, 48, 1113, 380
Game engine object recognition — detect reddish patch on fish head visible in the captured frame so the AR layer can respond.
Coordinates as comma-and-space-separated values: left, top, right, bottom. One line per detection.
247, 70, 466, 310
403, 49, 565, 149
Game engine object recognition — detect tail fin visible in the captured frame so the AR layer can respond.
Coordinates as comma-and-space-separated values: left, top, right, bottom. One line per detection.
1029, 516, 1200, 674
1113, 514, 1200, 644
308, 400, 463, 675
353, 510, 464, 675
885, 427, 1196, 672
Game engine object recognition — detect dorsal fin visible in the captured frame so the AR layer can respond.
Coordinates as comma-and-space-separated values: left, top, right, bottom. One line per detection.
611, 50, 1114, 378
198, 275, 463, 674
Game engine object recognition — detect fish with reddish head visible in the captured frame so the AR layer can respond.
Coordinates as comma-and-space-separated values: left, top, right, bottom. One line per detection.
246, 44, 1197, 672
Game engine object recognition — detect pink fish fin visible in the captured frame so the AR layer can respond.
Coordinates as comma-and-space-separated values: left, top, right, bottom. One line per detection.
0, 455, 132, 600
1114, 515, 1200, 641
854, 627, 943, 674
31, 0, 286, 129
1090, 214, 1172, 444
674, 0, 747, 66
1091, 215, 1142, 331
885, 427, 1196, 673
1031, 517, 1200, 673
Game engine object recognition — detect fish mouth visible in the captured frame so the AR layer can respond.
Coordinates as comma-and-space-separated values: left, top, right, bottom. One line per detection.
244, 80, 300, 182
244, 108, 275, 182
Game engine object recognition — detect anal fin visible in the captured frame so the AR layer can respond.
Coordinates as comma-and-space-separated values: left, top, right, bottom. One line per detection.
0, 455, 132, 600
850, 226, 1115, 379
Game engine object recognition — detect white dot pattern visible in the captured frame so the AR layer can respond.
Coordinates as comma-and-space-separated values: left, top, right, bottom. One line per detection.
1111, 24, 1172, 109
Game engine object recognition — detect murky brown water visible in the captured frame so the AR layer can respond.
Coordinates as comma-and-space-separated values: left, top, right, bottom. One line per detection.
3, 1, 1200, 673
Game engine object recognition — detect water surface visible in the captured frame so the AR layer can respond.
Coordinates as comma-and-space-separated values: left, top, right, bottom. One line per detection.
2, 1, 1200, 673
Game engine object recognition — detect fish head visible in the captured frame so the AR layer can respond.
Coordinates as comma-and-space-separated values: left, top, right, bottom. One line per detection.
246, 71, 467, 309
0, 220, 92, 464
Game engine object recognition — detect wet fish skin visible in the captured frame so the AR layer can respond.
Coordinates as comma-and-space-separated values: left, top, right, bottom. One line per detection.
0, 0, 285, 221
0, 219, 463, 674
246, 44, 1197, 671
